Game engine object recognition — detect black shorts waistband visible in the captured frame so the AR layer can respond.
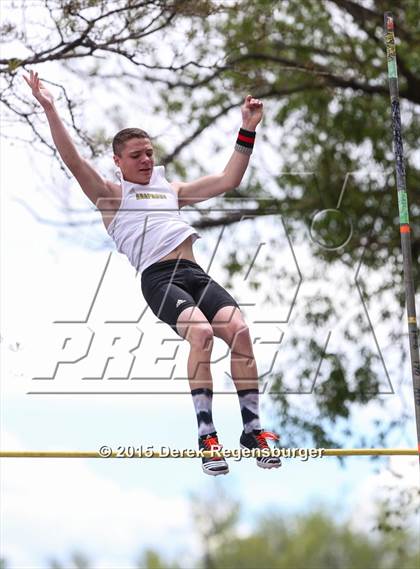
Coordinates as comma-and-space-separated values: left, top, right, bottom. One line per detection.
142, 258, 202, 277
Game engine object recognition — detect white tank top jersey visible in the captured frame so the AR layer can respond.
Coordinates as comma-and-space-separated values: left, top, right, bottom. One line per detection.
107, 165, 201, 273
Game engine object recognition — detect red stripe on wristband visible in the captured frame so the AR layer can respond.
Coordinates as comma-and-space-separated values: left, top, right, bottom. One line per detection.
237, 133, 255, 144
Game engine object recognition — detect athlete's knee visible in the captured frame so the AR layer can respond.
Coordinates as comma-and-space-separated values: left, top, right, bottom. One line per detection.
187, 323, 214, 351
229, 321, 252, 354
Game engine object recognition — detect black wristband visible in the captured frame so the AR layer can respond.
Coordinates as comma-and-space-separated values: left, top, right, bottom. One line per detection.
235, 128, 255, 155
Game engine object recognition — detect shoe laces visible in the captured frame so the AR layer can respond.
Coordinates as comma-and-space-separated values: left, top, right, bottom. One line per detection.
203, 435, 223, 460
255, 430, 279, 449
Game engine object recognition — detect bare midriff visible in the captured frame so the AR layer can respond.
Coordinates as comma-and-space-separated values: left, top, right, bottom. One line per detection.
157, 235, 197, 263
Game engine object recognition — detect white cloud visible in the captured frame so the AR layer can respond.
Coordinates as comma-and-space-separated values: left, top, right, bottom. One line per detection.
1, 433, 193, 568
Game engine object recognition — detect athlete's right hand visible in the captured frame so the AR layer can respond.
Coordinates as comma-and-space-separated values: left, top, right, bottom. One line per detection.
23, 70, 54, 108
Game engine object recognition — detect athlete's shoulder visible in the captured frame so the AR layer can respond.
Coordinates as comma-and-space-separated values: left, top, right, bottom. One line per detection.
154, 165, 179, 197
169, 180, 180, 197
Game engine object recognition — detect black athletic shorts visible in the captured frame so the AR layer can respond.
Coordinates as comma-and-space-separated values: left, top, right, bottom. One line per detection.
141, 259, 239, 335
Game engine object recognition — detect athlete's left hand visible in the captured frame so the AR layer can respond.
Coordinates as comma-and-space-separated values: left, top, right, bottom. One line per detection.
241, 95, 263, 130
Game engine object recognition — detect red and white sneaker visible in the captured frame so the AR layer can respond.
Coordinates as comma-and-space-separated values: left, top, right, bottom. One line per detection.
199, 432, 229, 476
240, 429, 281, 469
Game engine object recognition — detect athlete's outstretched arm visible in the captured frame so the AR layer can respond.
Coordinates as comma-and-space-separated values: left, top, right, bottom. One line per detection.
175, 95, 263, 208
222, 94, 263, 185
23, 70, 110, 206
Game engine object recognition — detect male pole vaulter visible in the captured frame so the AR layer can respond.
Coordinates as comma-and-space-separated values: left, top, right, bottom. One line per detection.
24, 70, 281, 476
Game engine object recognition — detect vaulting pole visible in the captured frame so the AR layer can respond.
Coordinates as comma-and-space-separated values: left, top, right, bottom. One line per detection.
384, 13, 420, 465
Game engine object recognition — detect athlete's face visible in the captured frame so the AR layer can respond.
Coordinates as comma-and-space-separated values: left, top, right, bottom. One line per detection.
113, 137, 155, 184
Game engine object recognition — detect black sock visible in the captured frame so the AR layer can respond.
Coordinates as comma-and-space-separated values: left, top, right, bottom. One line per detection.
191, 388, 216, 437
237, 388, 261, 433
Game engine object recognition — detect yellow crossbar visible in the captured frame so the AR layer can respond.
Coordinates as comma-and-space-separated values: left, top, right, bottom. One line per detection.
0, 449, 418, 458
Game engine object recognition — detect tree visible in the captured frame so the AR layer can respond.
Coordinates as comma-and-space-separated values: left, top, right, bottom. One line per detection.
1, 0, 225, 163
142, 0, 419, 449
48, 552, 91, 569
2, 0, 419, 448
210, 509, 419, 569
136, 549, 181, 569
185, 483, 420, 569
190, 482, 241, 569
